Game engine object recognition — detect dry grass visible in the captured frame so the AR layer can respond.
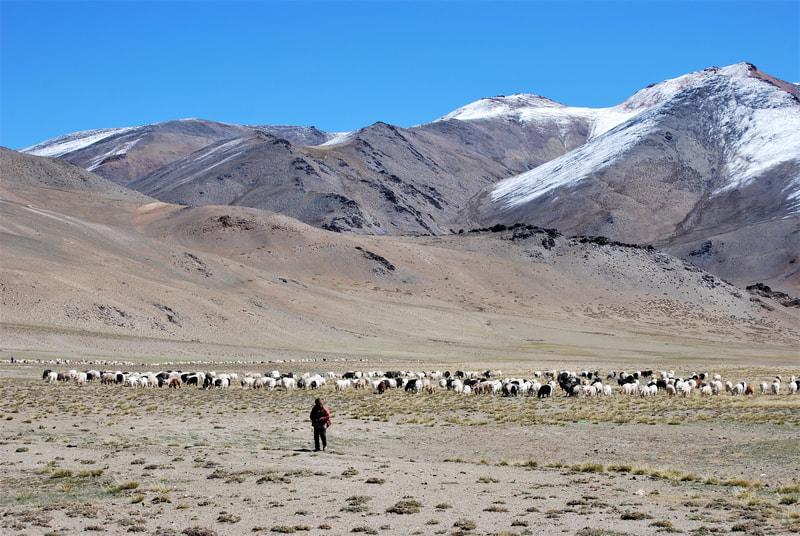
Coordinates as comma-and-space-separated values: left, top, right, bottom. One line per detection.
1, 363, 798, 536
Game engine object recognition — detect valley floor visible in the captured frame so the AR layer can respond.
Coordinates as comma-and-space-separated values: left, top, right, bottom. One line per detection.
1, 362, 799, 536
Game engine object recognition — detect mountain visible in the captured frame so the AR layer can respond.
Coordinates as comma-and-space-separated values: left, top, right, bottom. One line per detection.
469, 63, 800, 293
2, 148, 798, 362
18, 62, 800, 295
21, 119, 253, 186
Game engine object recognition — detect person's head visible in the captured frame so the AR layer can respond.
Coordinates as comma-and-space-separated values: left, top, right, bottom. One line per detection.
315, 398, 323, 406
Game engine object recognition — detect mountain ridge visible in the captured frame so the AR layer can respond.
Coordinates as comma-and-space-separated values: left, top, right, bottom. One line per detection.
15, 62, 800, 295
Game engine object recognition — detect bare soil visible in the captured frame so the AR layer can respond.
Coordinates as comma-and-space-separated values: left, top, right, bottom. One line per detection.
1, 362, 798, 536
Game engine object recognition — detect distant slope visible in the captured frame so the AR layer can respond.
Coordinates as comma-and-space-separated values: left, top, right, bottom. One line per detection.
22, 119, 253, 186
3, 149, 798, 362
0, 146, 153, 203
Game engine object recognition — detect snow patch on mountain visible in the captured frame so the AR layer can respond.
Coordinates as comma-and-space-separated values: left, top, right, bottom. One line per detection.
23, 127, 137, 158
713, 74, 800, 197
435, 93, 643, 142
87, 138, 141, 171
489, 63, 800, 215
320, 131, 356, 146
491, 110, 656, 208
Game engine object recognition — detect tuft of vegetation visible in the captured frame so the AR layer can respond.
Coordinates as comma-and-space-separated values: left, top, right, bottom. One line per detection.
107, 481, 140, 494
386, 499, 422, 514
571, 462, 606, 473
182, 528, 218, 536
453, 518, 477, 530
621, 511, 654, 520
350, 527, 377, 535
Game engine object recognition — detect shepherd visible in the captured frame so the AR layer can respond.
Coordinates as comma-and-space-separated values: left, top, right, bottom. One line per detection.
309, 397, 331, 451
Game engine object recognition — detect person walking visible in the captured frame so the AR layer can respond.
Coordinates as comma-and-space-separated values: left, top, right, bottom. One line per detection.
309, 397, 331, 451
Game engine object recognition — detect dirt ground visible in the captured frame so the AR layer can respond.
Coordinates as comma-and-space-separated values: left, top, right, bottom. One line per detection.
1, 361, 799, 536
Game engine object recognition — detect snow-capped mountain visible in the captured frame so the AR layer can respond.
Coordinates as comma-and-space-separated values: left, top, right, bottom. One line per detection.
15, 62, 800, 293
22, 126, 140, 160
479, 63, 800, 221
22, 119, 253, 186
468, 63, 800, 291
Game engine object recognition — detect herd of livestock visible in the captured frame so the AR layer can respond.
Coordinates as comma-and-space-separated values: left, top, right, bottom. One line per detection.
40, 367, 800, 398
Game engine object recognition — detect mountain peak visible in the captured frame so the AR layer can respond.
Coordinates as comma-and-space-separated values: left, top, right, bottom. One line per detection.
435, 93, 565, 123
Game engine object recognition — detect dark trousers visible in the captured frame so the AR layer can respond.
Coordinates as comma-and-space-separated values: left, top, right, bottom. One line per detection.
314, 425, 327, 451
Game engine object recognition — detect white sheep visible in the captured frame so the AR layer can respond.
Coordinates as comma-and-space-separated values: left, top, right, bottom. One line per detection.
771, 380, 781, 395
336, 379, 352, 391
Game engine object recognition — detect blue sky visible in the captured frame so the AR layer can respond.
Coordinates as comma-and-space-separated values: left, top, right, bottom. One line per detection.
2, 1, 798, 150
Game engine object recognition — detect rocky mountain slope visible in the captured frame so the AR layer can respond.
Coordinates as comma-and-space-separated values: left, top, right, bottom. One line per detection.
470, 64, 800, 293
2, 148, 798, 363
18, 63, 800, 295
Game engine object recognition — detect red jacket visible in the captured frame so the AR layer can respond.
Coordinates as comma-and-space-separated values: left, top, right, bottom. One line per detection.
310, 404, 331, 428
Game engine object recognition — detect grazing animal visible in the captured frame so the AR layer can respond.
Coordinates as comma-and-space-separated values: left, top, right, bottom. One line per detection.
771, 379, 781, 395
405, 379, 421, 393
788, 378, 799, 395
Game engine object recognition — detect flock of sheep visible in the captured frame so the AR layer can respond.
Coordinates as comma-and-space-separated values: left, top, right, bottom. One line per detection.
40, 367, 799, 398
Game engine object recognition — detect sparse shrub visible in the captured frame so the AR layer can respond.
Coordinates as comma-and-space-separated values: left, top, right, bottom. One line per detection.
350, 527, 377, 535
108, 481, 140, 494
621, 511, 653, 520
651, 520, 680, 532
386, 499, 422, 514
182, 528, 218, 536
571, 462, 606, 473
78, 469, 104, 477
342, 495, 372, 513
341, 467, 359, 478
453, 518, 477, 530
51, 468, 73, 478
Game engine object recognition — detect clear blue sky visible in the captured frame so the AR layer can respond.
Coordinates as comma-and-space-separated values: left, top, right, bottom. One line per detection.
2, 1, 798, 150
